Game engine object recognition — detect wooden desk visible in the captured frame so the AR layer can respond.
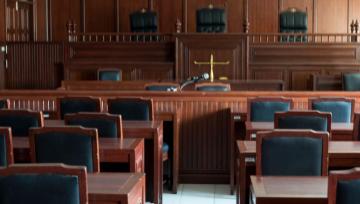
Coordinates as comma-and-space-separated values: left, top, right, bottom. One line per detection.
13, 120, 163, 204
245, 121, 354, 141
250, 176, 327, 204
89, 173, 145, 204
236, 140, 360, 204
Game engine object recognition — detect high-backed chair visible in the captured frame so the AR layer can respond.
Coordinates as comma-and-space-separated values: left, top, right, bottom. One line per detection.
64, 112, 123, 139
196, 4, 227, 33
328, 168, 360, 204
279, 8, 308, 42
97, 69, 122, 81
0, 164, 87, 204
274, 110, 332, 133
29, 126, 100, 173
195, 83, 231, 92
108, 98, 154, 121
130, 9, 158, 33
343, 73, 360, 91
309, 98, 354, 123
0, 110, 44, 137
256, 129, 329, 176
57, 97, 101, 119
145, 83, 179, 92
247, 97, 293, 122
0, 128, 13, 167
0, 99, 9, 109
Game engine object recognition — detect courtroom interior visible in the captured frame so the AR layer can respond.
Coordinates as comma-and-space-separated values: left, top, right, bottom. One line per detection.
1, 0, 360, 204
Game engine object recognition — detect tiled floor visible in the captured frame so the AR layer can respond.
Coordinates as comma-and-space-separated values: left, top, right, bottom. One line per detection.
163, 184, 236, 204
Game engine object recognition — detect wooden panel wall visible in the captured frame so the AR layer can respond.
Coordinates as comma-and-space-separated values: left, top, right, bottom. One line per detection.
6, 42, 64, 89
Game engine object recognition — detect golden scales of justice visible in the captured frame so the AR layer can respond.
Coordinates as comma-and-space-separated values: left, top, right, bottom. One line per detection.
194, 53, 230, 82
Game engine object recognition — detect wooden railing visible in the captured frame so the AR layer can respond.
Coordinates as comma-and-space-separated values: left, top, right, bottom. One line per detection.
249, 33, 360, 44
68, 32, 174, 43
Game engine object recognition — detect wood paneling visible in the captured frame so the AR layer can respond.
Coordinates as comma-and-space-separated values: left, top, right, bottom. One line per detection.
84, 0, 117, 32
117, 0, 148, 32
0, 0, 6, 41
316, 0, 348, 33
6, 42, 64, 89
249, 0, 279, 33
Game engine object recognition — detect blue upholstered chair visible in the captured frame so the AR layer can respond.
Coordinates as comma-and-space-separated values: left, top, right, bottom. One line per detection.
57, 97, 101, 119
130, 9, 158, 33
145, 83, 179, 92
196, 4, 227, 33
195, 83, 231, 92
0, 164, 87, 204
97, 69, 122, 81
0, 110, 44, 137
0, 128, 13, 167
274, 110, 332, 133
279, 8, 308, 42
29, 126, 100, 173
0, 99, 9, 109
328, 168, 360, 204
248, 97, 293, 122
108, 98, 153, 121
64, 112, 123, 139
256, 129, 329, 176
343, 73, 360, 91
309, 98, 354, 123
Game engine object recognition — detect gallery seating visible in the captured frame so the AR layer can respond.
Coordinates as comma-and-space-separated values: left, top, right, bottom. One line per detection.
0, 127, 13, 167
57, 97, 101, 119
0, 110, 44, 137
343, 73, 360, 91
328, 168, 360, 204
309, 98, 354, 123
247, 97, 293, 122
108, 98, 154, 121
97, 69, 122, 81
279, 8, 308, 42
196, 4, 227, 33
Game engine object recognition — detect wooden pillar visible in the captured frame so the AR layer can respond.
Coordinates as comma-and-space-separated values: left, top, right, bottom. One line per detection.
243, 0, 249, 33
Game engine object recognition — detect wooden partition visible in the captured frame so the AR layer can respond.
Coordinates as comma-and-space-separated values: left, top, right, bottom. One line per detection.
2, 90, 360, 183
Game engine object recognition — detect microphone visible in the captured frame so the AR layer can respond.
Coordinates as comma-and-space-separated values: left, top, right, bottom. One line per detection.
180, 73, 209, 90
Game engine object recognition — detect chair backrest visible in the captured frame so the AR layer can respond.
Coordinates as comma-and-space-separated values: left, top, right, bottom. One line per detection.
195, 83, 231, 92
57, 97, 101, 119
256, 129, 329, 176
328, 168, 360, 204
0, 110, 44, 137
107, 98, 153, 121
130, 9, 158, 32
274, 110, 332, 133
29, 127, 100, 173
196, 4, 227, 33
0, 164, 87, 204
64, 112, 123, 139
309, 98, 354, 123
145, 83, 180, 91
352, 113, 360, 140
0, 99, 9, 109
280, 8, 308, 33
0, 128, 13, 167
311, 74, 342, 91
343, 73, 360, 91
247, 97, 293, 122
97, 69, 122, 81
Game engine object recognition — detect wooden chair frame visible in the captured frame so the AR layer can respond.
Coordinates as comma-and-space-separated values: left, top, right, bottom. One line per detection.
308, 97, 355, 122
0, 99, 10, 109
0, 163, 88, 204
29, 126, 100, 173
107, 97, 154, 121
352, 113, 360, 141
274, 110, 332, 133
56, 96, 102, 119
97, 68, 122, 81
0, 109, 44, 136
64, 112, 123, 139
247, 97, 294, 122
144, 82, 180, 91
0, 127, 14, 165
194, 82, 231, 91
328, 167, 360, 204
256, 129, 329, 176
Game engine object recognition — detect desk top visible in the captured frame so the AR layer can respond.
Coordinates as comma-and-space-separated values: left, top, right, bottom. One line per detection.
237, 140, 360, 157
88, 173, 144, 197
245, 121, 353, 131
250, 176, 327, 199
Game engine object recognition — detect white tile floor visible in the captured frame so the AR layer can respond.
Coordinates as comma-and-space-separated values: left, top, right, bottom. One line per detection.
162, 184, 236, 204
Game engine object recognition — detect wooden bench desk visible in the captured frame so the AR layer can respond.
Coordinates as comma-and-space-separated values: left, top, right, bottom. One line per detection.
89, 173, 145, 204
250, 176, 327, 204
237, 140, 360, 204
13, 120, 163, 204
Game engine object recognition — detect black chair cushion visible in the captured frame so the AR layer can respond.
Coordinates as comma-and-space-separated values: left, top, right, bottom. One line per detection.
0, 174, 80, 204
60, 99, 99, 119
130, 11, 157, 32
337, 179, 360, 204
343, 73, 360, 91
196, 85, 230, 92
66, 118, 118, 138
277, 116, 328, 132
145, 85, 178, 91
261, 136, 323, 176
0, 100, 7, 109
250, 101, 291, 122
196, 8, 226, 33
0, 115, 40, 137
98, 70, 121, 81
0, 134, 7, 167
108, 101, 150, 121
